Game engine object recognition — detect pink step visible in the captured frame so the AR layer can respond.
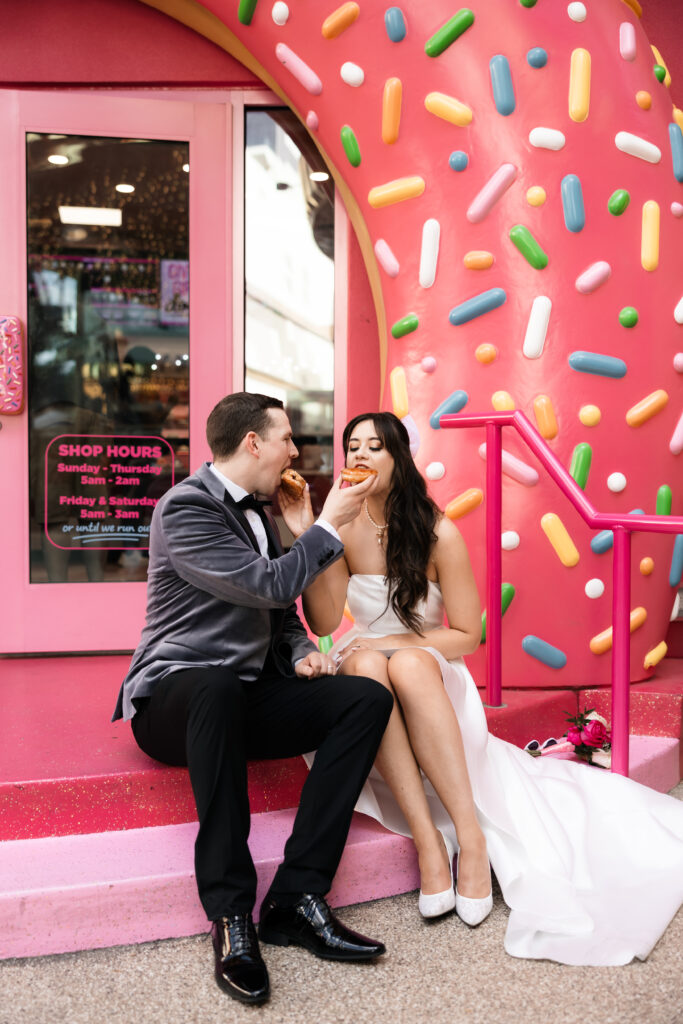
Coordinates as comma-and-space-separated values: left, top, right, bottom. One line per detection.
0, 810, 419, 960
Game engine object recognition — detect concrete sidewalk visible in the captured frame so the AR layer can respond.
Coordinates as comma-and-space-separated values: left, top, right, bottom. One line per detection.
2, 782, 682, 1024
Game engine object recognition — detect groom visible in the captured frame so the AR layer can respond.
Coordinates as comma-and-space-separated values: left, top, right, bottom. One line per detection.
113, 392, 391, 1005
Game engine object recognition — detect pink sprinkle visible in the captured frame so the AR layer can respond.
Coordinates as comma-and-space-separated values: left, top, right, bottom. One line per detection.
575, 260, 611, 294
306, 110, 319, 130
619, 22, 636, 61
466, 164, 518, 224
478, 443, 539, 486
275, 43, 323, 95
670, 410, 683, 455
421, 356, 437, 373
374, 238, 400, 277
673, 353, 683, 372
671, 202, 683, 218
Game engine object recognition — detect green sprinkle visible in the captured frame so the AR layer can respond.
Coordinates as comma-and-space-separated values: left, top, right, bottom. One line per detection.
391, 313, 419, 338
608, 189, 630, 215
656, 485, 672, 516
654, 64, 666, 83
570, 442, 592, 490
340, 125, 361, 168
238, 0, 258, 25
318, 634, 334, 654
619, 307, 638, 328
519, 0, 538, 7
481, 583, 516, 643
425, 9, 474, 57
509, 225, 548, 269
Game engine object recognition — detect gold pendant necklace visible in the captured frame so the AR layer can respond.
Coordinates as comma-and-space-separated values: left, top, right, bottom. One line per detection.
364, 499, 387, 545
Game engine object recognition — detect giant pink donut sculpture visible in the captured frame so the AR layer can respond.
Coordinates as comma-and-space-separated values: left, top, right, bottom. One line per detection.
142, 0, 683, 689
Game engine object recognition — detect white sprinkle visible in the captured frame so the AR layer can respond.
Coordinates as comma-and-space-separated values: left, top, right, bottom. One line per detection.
674, 353, 683, 372
419, 219, 440, 288
426, 462, 445, 481
672, 202, 683, 218
585, 578, 605, 599
374, 239, 400, 277
272, 2, 289, 25
501, 531, 520, 551
568, 2, 587, 23
670, 410, 683, 455
421, 356, 437, 373
523, 296, 552, 359
305, 110, 319, 130
529, 127, 566, 150
402, 414, 421, 457
672, 592, 681, 621
607, 472, 627, 492
674, 295, 683, 325
615, 131, 661, 163
619, 22, 636, 61
341, 62, 364, 87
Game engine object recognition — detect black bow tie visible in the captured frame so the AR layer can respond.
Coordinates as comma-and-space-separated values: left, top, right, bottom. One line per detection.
236, 494, 272, 513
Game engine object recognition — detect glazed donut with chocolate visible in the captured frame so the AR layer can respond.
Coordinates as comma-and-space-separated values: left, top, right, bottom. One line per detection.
341, 467, 378, 485
280, 468, 306, 499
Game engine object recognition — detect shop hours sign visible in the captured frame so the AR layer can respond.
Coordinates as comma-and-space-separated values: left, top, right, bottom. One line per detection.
45, 435, 175, 550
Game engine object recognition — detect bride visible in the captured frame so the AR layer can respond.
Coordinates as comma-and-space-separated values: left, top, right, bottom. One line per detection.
281, 411, 683, 966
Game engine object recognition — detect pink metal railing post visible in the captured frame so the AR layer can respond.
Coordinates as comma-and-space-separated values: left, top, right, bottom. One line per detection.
485, 422, 504, 707
611, 526, 631, 776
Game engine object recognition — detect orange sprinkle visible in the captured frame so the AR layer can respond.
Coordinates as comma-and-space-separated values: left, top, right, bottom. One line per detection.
445, 488, 484, 520
636, 90, 652, 110
368, 176, 425, 208
590, 606, 647, 654
620, 0, 642, 17
640, 557, 654, 575
321, 2, 360, 39
644, 641, 667, 669
475, 344, 498, 364
533, 395, 558, 440
674, 107, 683, 131
464, 250, 494, 270
626, 389, 668, 427
382, 78, 402, 144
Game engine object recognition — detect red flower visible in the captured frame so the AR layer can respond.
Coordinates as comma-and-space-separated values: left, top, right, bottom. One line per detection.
580, 719, 608, 748
567, 725, 583, 746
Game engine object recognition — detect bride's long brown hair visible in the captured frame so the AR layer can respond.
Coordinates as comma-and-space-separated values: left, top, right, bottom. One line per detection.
342, 412, 439, 634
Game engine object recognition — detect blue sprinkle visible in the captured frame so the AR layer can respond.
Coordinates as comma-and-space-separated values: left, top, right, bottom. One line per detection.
384, 7, 406, 42
527, 47, 548, 68
449, 150, 469, 171
522, 635, 567, 669
591, 530, 614, 554
568, 352, 627, 378
429, 390, 469, 429
669, 535, 683, 586
668, 123, 683, 183
561, 174, 585, 232
489, 55, 515, 116
449, 288, 507, 325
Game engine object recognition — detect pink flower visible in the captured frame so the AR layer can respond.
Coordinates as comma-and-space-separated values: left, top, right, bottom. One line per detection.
567, 725, 583, 746
580, 719, 608, 748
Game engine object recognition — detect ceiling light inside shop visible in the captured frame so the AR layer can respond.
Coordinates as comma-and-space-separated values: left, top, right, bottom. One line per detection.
115, 183, 135, 194
58, 206, 122, 226
309, 171, 329, 182
182, 163, 190, 173
47, 154, 69, 166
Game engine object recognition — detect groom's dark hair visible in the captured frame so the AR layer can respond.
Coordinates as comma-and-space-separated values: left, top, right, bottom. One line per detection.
207, 392, 284, 458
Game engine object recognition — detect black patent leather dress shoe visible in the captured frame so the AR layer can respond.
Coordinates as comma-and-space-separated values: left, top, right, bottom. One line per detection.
258, 893, 386, 961
211, 913, 270, 1004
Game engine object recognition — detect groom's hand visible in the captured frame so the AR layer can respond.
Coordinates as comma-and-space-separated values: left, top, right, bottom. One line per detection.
279, 481, 315, 538
295, 651, 337, 678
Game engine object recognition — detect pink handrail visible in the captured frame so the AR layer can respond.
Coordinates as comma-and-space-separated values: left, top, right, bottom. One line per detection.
440, 410, 683, 777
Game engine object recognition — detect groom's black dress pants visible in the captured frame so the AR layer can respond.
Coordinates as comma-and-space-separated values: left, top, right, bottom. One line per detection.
131, 663, 393, 921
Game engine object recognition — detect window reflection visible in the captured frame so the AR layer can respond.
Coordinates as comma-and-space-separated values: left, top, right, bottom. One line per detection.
26, 134, 190, 583
244, 109, 334, 540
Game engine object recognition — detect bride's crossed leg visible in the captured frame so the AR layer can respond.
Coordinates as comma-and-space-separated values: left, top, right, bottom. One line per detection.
340, 647, 490, 901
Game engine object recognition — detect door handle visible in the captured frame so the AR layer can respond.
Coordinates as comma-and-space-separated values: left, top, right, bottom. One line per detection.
0, 315, 24, 414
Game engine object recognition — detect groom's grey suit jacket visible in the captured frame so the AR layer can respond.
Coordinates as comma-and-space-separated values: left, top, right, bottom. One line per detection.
113, 461, 344, 721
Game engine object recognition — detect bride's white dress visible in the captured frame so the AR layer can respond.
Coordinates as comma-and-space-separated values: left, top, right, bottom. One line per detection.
324, 574, 683, 966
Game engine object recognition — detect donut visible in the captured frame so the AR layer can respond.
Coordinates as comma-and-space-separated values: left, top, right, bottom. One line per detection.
280, 468, 306, 499
341, 467, 378, 485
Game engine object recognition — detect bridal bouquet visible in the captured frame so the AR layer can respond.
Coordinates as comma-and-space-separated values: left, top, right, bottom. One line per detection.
564, 708, 612, 768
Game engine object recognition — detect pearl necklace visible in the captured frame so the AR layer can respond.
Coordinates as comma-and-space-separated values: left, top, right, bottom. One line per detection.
363, 499, 387, 545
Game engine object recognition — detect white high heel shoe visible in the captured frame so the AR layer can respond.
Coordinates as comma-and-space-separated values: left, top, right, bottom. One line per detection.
455, 853, 493, 927
418, 829, 456, 918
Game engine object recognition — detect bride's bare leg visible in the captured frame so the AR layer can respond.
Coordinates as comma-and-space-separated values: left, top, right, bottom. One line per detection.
341, 649, 452, 895
387, 649, 491, 899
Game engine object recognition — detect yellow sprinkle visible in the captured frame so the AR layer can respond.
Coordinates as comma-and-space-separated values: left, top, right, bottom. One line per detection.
644, 641, 667, 669
389, 366, 409, 419
343, 601, 355, 623
541, 513, 579, 567
526, 186, 546, 207
492, 391, 515, 411
425, 92, 473, 127
579, 404, 601, 426
368, 176, 425, 208
636, 91, 652, 110
651, 45, 671, 87
382, 78, 402, 144
533, 395, 558, 440
590, 606, 647, 654
464, 251, 494, 270
620, 0, 642, 16
569, 48, 591, 123
640, 557, 654, 575
475, 343, 498, 364
445, 488, 484, 520
673, 106, 683, 131
641, 200, 660, 271
626, 389, 668, 427
321, 2, 360, 39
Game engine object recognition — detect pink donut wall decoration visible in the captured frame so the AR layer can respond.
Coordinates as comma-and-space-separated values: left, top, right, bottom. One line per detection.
143, 0, 683, 688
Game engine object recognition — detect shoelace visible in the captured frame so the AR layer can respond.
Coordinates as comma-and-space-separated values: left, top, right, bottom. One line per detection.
222, 914, 257, 955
